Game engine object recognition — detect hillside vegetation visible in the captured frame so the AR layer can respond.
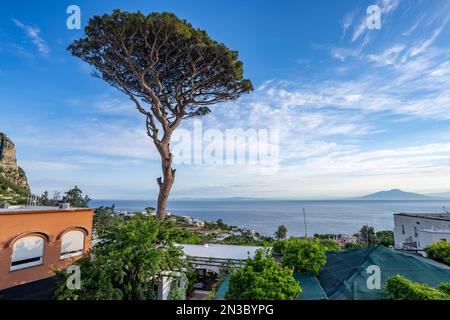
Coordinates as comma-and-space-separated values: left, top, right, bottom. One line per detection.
0, 169, 29, 205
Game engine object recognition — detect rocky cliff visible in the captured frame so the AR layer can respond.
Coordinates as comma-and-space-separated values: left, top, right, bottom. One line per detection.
0, 132, 30, 196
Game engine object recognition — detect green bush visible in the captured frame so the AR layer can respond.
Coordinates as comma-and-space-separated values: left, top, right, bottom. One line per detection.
425, 241, 450, 265
221, 235, 274, 246
168, 277, 187, 300
386, 275, 450, 300
281, 239, 327, 275
437, 283, 450, 295
169, 229, 204, 244
317, 238, 341, 252
55, 215, 186, 300
272, 240, 288, 254
226, 250, 301, 300
344, 243, 364, 249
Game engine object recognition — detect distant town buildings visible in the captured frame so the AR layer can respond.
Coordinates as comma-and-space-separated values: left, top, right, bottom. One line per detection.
192, 219, 205, 228
181, 216, 193, 224
0, 205, 93, 291
335, 234, 358, 245
394, 213, 450, 252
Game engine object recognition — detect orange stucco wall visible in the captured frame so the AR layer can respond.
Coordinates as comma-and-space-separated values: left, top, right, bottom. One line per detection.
0, 208, 93, 290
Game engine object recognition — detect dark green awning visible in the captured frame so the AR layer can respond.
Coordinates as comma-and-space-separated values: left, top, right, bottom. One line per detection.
294, 273, 328, 300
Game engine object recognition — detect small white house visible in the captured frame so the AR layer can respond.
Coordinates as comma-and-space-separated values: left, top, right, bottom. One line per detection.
181, 216, 193, 224
394, 213, 450, 252
215, 234, 231, 241
231, 231, 242, 237
192, 219, 205, 228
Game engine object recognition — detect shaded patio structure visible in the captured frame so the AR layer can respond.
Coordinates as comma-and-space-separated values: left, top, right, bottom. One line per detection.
178, 244, 264, 298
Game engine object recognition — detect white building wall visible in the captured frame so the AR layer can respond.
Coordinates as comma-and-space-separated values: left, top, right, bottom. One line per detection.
418, 230, 450, 247
158, 276, 172, 300
394, 214, 450, 250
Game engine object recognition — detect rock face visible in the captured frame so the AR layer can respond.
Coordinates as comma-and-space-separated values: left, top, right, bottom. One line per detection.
0, 132, 30, 193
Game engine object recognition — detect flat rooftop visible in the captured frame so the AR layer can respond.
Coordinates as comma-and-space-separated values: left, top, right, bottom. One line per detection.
0, 205, 91, 214
178, 244, 267, 260
395, 213, 450, 222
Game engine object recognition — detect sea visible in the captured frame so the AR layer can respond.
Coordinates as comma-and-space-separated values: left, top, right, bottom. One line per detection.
90, 199, 450, 237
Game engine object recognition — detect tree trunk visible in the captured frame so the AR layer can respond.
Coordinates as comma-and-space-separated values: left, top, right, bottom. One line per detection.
156, 143, 175, 221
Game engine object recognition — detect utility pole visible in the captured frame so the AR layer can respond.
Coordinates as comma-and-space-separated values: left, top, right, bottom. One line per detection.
303, 208, 308, 238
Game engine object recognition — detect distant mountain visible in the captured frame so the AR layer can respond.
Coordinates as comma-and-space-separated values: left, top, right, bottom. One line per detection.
426, 192, 450, 200
353, 189, 439, 201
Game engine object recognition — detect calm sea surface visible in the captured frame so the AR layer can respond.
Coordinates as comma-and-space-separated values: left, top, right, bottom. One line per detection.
90, 200, 450, 237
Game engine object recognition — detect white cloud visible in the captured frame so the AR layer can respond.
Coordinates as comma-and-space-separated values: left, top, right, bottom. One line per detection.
409, 26, 444, 57
367, 45, 406, 66
21, 160, 80, 171
351, 17, 367, 43
341, 11, 355, 39
351, 0, 401, 42
381, 0, 400, 15
178, 141, 450, 199
12, 19, 49, 56
331, 47, 360, 61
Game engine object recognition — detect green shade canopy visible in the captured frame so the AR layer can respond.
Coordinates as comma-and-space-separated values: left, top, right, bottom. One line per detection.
318, 246, 450, 300
293, 273, 328, 300
214, 275, 230, 300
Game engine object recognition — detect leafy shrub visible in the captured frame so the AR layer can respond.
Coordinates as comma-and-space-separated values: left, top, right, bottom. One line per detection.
425, 241, 450, 265
226, 250, 301, 300
281, 239, 327, 275
344, 243, 364, 249
386, 275, 450, 300
221, 235, 274, 246
55, 215, 186, 300
272, 240, 288, 255
437, 283, 450, 295
169, 229, 204, 244
168, 277, 187, 300
317, 238, 341, 252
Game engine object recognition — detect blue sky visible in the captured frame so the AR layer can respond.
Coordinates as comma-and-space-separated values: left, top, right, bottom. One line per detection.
1, 0, 450, 199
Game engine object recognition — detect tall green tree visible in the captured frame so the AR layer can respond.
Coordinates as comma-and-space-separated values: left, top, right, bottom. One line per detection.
226, 250, 301, 300
40, 190, 61, 206
55, 214, 186, 300
358, 225, 377, 247
274, 225, 287, 240
62, 186, 91, 208
68, 10, 253, 220
93, 205, 117, 231
40, 191, 51, 206
376, 230, 394, 247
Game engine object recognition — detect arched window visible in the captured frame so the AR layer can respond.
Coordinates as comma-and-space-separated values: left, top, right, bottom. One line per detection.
60, 230, 85, 259
11, 235, 45, 271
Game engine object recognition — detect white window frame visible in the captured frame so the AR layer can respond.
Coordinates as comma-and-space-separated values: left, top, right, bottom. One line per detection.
10, 235, 45, 271
60, 230, 85, 260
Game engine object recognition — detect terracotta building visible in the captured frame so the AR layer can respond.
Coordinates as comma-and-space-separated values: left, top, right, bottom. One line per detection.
0, 206, 93, 291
